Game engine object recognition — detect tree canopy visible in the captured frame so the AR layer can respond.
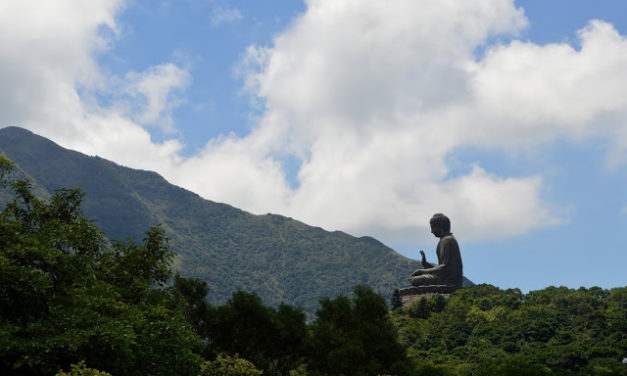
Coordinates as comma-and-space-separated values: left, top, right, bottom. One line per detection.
0, 165, 202, 375
394, 284, 627, 376
309, 285, 411, 376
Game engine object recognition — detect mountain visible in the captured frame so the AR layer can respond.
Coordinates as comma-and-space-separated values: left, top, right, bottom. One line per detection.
0, 126, 432, 312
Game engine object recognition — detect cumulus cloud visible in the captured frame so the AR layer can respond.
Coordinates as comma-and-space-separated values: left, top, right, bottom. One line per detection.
466, 20, 627, 149
0, 0, 186, 172
214, 0, 551, 242
0, 0, 120, 124
3, 0, 627, 247
196, 0, 627, 244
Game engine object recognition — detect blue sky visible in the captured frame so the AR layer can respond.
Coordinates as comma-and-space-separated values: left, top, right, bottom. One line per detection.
1, 0, 626, 292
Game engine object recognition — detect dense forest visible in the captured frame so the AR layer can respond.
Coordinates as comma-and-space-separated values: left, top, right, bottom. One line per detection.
393, 285, 627, 375
1, 155, 626, 375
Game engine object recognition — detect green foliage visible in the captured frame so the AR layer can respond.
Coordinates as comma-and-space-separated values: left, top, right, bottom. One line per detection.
208, 291, 307, 375
198, 285, 410, 376
391, 288, 402, 310
409, 294, 447, 319
473, 356, 550, 376
105, 225, 175, 304
171, 272, 214, 354
308, 285, 411, 376
394, 284, 627, 376
409, 298, 430, 319
199, 354, 263, 376
0, 176, 202, 375
56, 361, 112, 376
287, 365, 309, 376
410, 362, 459, 376
0, 154, 16, 184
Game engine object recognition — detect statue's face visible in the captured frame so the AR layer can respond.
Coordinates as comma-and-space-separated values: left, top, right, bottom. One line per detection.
430, 223, 445, 238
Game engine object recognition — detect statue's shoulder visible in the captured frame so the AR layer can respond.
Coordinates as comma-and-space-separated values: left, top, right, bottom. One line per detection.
441, 234, 459, 246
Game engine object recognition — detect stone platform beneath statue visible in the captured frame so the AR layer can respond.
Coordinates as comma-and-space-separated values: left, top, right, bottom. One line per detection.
399, 285, 458, 307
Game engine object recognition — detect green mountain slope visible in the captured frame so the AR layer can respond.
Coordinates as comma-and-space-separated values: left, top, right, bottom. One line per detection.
0, 126, 425, 312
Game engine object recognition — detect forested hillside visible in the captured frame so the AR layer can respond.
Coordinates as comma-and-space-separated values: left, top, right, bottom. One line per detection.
393, 284, 627, 375
0, 126, 422, 313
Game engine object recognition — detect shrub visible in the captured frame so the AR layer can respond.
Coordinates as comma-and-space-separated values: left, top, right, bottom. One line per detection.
199, 354, 263, 376
56, 361, 112, 376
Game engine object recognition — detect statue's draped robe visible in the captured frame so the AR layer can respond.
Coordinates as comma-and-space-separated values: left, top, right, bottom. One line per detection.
411, 233, 463, 288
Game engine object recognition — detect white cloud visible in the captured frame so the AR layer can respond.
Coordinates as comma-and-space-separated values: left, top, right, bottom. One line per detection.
0, 0, 187, 173
210, 0, 554, 242
210, 6, 242, 27
0, 0, 121, 124
466, 20, 627, 149
124, 63, 191, 132
192, 0, 627, 244
3, 0, 627, 248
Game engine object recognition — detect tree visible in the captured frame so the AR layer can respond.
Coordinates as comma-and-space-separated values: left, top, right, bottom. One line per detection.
409, 294, 447, 319
409, 298, 430, 319
0, 169, 202, 375
208, 291, 307, 375
474, 356, 549, 376
0, 154, 16, 184
308, 285, 410, 376
391, 289, 402, 310
56, 361, 112, 376
170, 273, 215, 357
198, 354, 262, 376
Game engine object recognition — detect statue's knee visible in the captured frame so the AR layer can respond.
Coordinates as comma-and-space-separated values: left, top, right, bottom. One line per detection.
410, 276, 428, 286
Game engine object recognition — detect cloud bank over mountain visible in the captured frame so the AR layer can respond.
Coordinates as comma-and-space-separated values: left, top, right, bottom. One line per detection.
2, 0, 627, 245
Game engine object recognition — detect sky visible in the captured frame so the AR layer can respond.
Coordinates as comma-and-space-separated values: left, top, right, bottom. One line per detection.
1, 0, 626, 292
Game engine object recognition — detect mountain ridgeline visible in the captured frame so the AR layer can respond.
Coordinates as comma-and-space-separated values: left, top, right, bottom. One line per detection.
0, 126, 425, 312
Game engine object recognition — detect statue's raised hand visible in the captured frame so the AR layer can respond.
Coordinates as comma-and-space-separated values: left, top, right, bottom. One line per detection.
420, 250, 427, 266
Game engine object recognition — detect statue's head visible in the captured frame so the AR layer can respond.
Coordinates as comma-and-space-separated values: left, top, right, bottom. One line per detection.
430, 213, 450, 237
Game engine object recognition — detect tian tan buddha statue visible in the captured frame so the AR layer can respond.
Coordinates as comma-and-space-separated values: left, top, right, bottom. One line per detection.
408, 213, 463, 289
